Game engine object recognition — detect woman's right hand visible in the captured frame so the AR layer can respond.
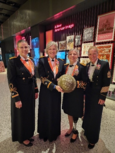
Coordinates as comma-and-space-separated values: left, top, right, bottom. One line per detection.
55, 85, 63, 92
15, 101, 22, 109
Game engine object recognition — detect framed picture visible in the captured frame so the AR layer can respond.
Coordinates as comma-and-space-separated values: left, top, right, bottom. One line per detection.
112, 61, 115, 83
66, 35, 74, 50
81, 42, 94, 57
96, 11, 115, 42
75, 46, 81, 57
96, 43, 114, 69
75, 35, 82, 46
59, 41, 66, 50
83, 27, 94, 42
80, 58, 90, 65
0, 61, 5, 72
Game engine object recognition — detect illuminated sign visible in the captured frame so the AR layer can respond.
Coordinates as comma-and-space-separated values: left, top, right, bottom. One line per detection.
54, 24, 74, 32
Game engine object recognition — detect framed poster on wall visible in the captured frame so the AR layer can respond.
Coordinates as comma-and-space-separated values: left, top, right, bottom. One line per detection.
83, 27, 94, 42
66, 35, 74, 50
81, 42, 94, 57
96, 11, 115, 42
112, 60, 115, 83
59, 41, 66, 50
80, 58, 90, 65
96, 43, 114, 69
75, 35, 82, 46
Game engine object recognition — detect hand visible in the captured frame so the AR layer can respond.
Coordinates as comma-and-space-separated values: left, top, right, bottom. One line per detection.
15, 101, 22, 109
98, 99, 105, 105
55, 85, 63, 92
35, 93, 38, 99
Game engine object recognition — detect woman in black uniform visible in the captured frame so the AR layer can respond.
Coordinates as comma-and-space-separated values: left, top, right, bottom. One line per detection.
7, 40, 38, 146
37, 41, 65, 142
62, 49, 87, 142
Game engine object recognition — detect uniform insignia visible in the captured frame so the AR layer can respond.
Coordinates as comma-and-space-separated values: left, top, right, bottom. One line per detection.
58, 58, 64, 61
29, 57, 33, 59
64, 63, 69, 66
96, 64, 101, 70
107, 71, 111, 78
80, 62, 86, 66
9, 56, 17, 60
40, 56, 45, 58
100, 86, 109, 93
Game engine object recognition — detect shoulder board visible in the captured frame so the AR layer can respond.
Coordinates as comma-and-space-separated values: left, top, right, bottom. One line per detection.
80, 62, 86, 66
64, 63, 69, 66
9, 56, 17, 60
29, 57, 33, 59
58, 58, 64, 61
40, 56, 45, 58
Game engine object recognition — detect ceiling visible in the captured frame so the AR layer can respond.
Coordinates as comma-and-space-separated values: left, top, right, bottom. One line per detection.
0, 0, 28, 24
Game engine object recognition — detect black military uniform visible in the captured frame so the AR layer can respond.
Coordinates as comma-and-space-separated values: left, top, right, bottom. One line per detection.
37, 56, 65, 142
7, 55, 38, 143
62, 62, 87, 119
82, 59, 111, 144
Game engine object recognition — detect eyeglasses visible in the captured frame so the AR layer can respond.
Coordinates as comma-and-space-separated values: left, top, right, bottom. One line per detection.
18, 46, 29, 49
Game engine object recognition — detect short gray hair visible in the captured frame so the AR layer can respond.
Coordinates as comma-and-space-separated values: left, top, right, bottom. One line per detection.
88, 46, 98, 54
68, 48, 79, 56
45, 41, 58, 54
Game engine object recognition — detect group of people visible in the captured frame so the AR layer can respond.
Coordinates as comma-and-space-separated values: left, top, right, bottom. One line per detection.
7, 40, 111, 149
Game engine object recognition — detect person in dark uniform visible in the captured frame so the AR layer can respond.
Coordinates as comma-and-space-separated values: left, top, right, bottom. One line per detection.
62, 49, 87, 142
7, 40, 38, 147
37, 41, 65, 142
82, 46, 111, 149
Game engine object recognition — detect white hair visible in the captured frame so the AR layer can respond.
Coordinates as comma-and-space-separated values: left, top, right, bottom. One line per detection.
45, 41, 58, 54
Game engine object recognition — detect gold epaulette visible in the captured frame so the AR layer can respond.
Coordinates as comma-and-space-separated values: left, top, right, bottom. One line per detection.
80, 62, 86, 66
64, 63, 69, 65
58, 58, 64, 61
40, 56, 45, 58
9, 56, 17, 60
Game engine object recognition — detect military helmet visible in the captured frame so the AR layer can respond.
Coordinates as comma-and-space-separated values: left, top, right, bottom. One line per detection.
58, 74, 76, 93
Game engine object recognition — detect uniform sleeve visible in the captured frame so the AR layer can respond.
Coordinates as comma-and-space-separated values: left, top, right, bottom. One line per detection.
7, 59, 21, 102
76, 65, 88, 90
31, 58, 39, 93
38, 58, 55, 91
99, 62, 111, 100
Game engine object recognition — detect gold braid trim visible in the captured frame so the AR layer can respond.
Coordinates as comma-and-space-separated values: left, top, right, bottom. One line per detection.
100, 94, 106, 97
47, 82, 52, 88
9, 83, 18, 94
100, 86, 109, 93
12, 94, 19, 98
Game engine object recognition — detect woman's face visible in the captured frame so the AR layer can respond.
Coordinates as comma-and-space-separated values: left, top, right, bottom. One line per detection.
68, 50, 78, 64
47, 45, 57, 59
17, 42, 29, 58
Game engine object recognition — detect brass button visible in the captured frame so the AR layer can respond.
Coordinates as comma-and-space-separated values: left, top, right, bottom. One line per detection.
48, 71, 49, 73
97, 76, 98, 78
22, 77, 25, 80
52, 78, 54, 80
22, 73, 24, 75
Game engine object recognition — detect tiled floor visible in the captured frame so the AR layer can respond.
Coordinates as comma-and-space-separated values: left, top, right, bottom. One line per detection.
0, 70, 115, 153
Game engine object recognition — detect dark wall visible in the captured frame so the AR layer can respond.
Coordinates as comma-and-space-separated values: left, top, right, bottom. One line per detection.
45, 0, 115, 43
1, 36, 14, 67
0, 0, 85, 41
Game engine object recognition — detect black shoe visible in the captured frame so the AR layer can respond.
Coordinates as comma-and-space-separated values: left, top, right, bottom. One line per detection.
22, 142, 33, 147
70, 130, 78, 143
65, 130, 73, 137
65, 132, 72, 137
88, 143, 95, 149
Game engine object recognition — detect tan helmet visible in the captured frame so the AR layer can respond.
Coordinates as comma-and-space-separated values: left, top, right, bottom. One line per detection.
58, 74, 76, 93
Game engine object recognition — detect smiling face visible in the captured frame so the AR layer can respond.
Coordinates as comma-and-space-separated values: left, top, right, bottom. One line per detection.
47, 45, 57, 59
68, 50, 78, 64
88, 48, 98, 64
17, 42, 29, 59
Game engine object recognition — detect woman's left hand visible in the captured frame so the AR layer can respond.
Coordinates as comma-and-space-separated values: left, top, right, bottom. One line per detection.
35, 93, 39, 99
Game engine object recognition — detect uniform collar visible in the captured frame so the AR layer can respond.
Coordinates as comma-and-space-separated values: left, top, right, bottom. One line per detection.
90, 59, 98, 66
20, 55, 29, 61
